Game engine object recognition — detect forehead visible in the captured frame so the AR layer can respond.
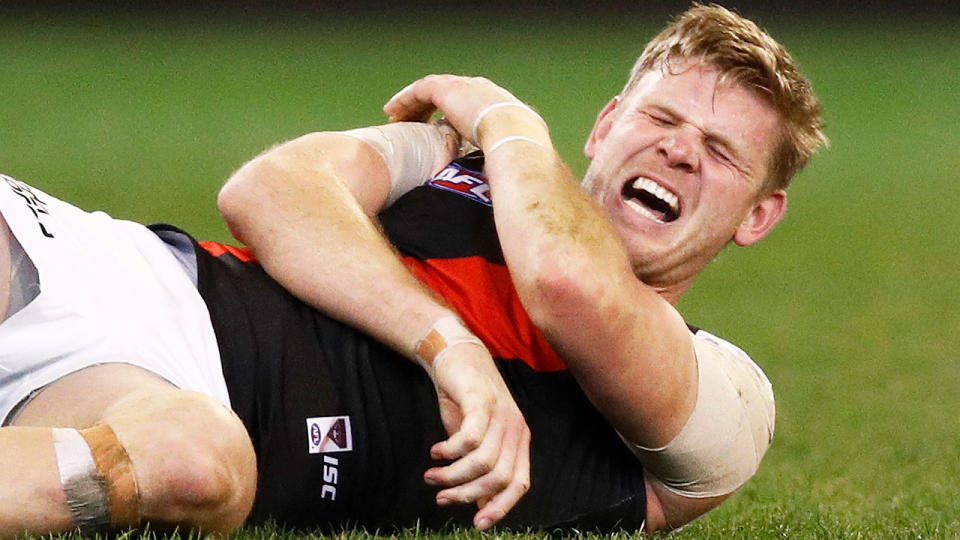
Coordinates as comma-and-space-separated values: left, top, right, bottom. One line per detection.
624, 62, 780, 171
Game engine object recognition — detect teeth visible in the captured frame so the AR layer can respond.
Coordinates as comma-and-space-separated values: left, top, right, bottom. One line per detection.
631, 177, 679, 212
624, 198, 663, 222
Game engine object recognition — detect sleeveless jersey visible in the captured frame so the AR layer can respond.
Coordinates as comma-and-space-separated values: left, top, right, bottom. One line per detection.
192, 153, 646, 532
380, 153, 649, 529
0, 175, 228, 423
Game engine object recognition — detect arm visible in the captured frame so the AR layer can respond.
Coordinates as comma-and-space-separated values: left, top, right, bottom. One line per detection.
383, 76, 711, 530
1, 364, 255, 537
217, 125, 529, 529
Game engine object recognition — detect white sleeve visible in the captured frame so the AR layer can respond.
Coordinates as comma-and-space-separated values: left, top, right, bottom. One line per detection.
624, 330, 776, 498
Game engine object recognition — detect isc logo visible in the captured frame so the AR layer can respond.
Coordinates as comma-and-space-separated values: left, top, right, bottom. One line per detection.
306, 416, 352, 502
321, 455, 339, 500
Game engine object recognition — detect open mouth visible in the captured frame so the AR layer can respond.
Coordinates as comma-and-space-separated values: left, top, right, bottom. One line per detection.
621, 177, 680, 223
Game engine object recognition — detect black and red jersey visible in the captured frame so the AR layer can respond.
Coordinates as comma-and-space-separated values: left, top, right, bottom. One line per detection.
188, 153, 647, 532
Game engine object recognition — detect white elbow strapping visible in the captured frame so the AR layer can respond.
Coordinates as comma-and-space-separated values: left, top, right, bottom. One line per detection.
629, 331, 776, 498
53, 428, 111, 532
341, 122, 455, 207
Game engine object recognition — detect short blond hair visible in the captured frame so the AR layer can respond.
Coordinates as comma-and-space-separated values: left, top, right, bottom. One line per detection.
624, 3, 827, 192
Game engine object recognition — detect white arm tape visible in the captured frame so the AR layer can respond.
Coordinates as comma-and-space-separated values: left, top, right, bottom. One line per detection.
52, 428, 111, 532
340, 122, 456, 208
624, 330, 776, 498
486, 135, 546, 154
470, 101, 547, 144
414, 316, 486, 375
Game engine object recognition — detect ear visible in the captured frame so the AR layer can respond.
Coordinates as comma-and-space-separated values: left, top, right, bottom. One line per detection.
733, 189, 788, 246
584, 96, 620, 159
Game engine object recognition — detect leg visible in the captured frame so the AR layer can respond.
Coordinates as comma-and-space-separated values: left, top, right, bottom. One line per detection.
4, 364, 257, 536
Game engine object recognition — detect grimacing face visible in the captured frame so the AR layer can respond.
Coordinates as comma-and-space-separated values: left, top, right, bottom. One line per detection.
582, 60, 787, 301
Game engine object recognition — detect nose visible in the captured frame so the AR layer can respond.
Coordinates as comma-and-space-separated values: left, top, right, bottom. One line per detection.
657, 128, 699, 174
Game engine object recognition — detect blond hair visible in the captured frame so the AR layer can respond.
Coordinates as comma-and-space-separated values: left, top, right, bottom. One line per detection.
624, 3, 827, 191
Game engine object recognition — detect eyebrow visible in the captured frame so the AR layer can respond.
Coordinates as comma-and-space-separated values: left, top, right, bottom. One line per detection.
650, 103, 752, 174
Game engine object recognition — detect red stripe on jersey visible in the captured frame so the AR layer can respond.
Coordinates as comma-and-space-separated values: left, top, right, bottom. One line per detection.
403, 255, 566, 372
199, 241, 257, 262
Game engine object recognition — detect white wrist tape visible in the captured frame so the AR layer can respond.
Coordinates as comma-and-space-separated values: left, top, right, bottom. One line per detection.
52, 425, 142, 532
486, 135, 546, 154
341, 122, 456, 207
414, 316, 486, 374
53, 428, 111, 532
470, 101, 547, 144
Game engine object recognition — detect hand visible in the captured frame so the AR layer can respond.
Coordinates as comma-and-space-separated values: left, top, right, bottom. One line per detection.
426, 341, 531, 530
384, 75, 548, 150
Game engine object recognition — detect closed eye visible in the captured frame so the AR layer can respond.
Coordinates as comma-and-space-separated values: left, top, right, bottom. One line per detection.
707, 142, 732, 163
644, 111, 676, 127
707, 142, 749, 175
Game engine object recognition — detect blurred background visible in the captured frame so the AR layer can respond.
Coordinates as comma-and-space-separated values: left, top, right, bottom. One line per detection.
0, 1, 957, 536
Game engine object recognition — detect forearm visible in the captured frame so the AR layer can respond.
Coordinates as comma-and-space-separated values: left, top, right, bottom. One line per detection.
474, 104, 696, 448
219, 128, 532, 528
218, 132, 456, 359
3, 374, 256, 537
0, 427, 75, 536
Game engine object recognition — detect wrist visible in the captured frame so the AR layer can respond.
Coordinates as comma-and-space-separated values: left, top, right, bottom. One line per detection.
472, 102, 551, 151
414, 316, 487, 377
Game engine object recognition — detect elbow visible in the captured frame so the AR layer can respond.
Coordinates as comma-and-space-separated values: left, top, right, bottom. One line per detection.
142, 395, 258, 535
217, 159, 272, 245
168, 444, 257, 535
519, 257, 604, 335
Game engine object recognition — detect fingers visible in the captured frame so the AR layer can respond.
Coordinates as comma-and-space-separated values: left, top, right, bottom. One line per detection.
383, 75, 523, 146
429, 418, 531, 530
424, 339, 532, 528
384, 79, 439, 123
472, 429, 531, 530
427, 412, 502, 484
426, 402, 531, 529
429, 395, 491, 461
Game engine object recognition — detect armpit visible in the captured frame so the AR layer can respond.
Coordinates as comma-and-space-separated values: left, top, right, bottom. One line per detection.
624, 330, 775, 498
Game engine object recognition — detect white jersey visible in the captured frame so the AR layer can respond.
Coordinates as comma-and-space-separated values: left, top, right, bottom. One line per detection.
0, 175, 228, 422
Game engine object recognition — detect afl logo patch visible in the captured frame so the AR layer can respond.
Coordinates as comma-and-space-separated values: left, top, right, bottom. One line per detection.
306, 416, 353, 454
426, 162, 491, 206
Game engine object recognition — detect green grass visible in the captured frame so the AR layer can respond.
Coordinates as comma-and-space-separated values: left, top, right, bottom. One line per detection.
3, 6, 959, 539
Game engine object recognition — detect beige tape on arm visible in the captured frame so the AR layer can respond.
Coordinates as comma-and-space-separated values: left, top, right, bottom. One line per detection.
340, 122, 457, 207
414, 316, 486, 374
53, 424, 141, 532
81, 423, 141, 528
624, 331, 776, 498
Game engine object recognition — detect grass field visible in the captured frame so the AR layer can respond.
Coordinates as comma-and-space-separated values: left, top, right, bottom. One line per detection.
1, 5, 958, 539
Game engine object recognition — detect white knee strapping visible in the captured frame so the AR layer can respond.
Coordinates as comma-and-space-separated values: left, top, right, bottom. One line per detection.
625, 330, 775, 498
340, 122, 457, 208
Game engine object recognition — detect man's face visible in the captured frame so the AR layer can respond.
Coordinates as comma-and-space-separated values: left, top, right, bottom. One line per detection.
582, 60, 785, 296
